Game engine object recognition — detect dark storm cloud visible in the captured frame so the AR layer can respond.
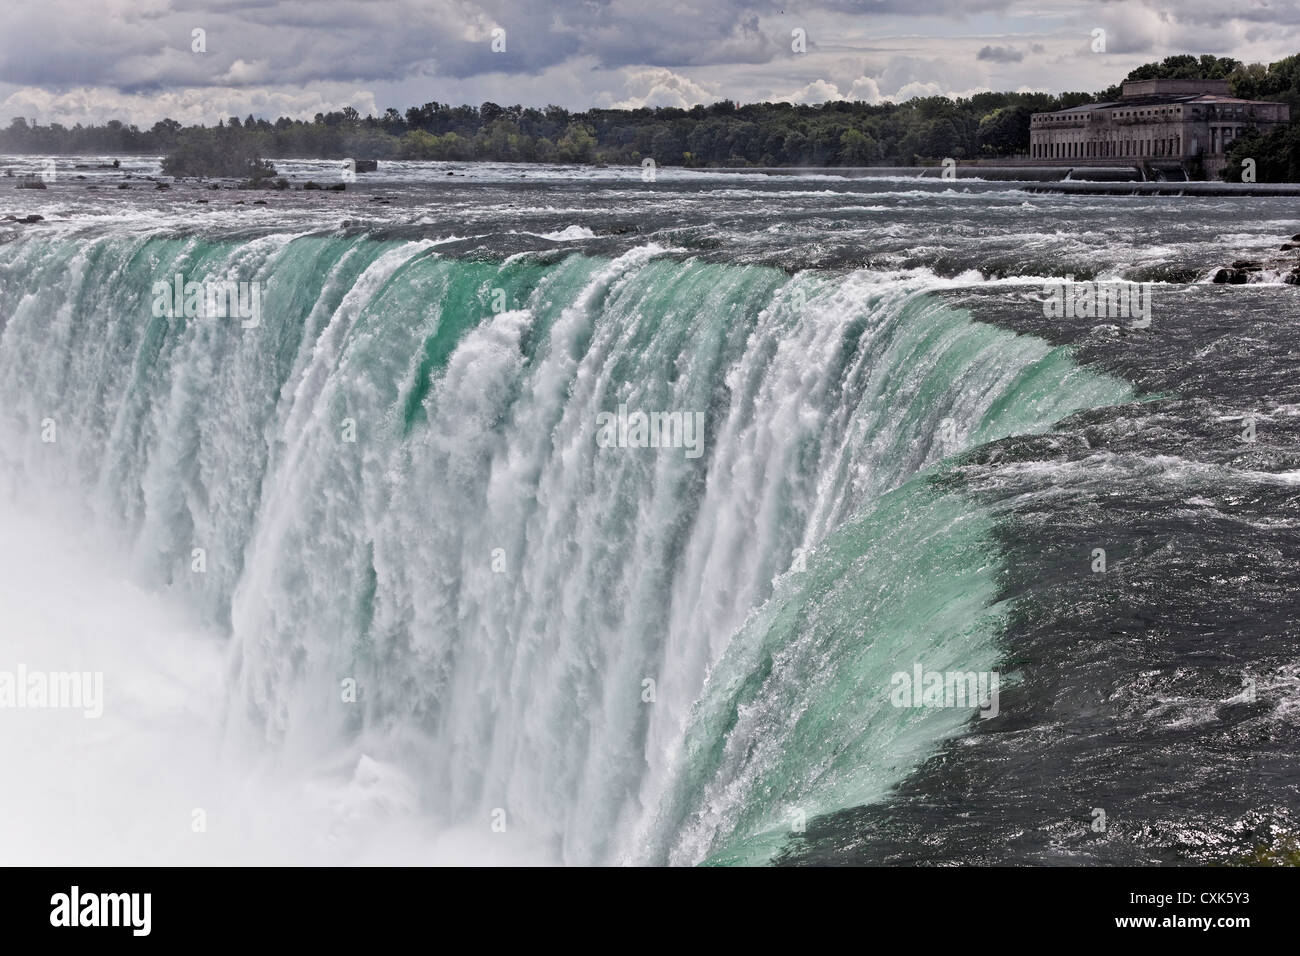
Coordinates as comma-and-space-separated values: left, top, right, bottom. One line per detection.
3, 1, 1288, 95
977, 44, 1023, 63
5, 0, 1300, 126
0, 0, 1045, 94
0, 0, 790, 90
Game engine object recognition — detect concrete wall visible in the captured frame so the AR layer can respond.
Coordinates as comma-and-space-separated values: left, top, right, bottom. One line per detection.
1029, 107, 1189, 161
1121, 78, 1230, 97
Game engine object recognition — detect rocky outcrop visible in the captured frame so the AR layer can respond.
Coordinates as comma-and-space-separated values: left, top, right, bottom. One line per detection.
1213, 233, 1300, 285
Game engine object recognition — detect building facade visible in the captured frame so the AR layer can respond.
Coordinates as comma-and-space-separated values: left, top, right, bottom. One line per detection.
1029, 79, 1291, 179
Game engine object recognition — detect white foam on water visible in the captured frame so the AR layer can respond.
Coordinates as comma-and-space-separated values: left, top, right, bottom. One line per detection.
0, 495, 554, 865
0, 232, 1134, 866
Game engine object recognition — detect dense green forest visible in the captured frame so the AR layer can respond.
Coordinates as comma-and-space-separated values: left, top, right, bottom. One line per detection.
2, 54, 1299, 178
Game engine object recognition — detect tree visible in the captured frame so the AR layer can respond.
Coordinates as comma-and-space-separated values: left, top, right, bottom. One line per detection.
6, 52, 1299, 175
1223, 126, 1300, 182
160, 127, 277, 180
1127, 55, 1241, 82
977, 106, 1033, 155
838, 128, 876, 164
560, 123, 598, 163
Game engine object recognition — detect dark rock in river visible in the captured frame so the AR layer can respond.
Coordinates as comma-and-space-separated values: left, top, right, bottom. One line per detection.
1213, 266, 1255, 284
1216, 233, 1300, 285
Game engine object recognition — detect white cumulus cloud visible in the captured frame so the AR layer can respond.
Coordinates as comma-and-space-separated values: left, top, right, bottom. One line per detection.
612, 69, 721, 109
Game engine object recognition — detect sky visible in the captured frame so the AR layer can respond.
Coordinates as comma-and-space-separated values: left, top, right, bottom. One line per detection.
2, 0, 1300, 127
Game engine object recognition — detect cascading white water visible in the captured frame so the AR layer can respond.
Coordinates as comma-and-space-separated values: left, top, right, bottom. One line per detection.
0, 233, 1132, 864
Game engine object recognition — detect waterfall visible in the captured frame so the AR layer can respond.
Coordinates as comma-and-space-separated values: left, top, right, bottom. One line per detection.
0, 233, 1133, 863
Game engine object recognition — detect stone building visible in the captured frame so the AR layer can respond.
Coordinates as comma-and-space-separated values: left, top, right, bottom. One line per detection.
1029, 78, 1291, 179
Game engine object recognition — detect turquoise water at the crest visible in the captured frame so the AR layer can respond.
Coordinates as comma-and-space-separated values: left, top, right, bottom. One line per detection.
0, 232, 1133, 864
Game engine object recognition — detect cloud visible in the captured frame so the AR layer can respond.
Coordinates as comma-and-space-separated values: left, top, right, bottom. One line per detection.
0, 0, 792, 91
847, 76, 883, 104
817, 0, 1014, 13
1114, 0, 1300, 29
780, 78, 844, 105
3, 0, 1300, 125
877, 55, 986, 99
770, 73, 884, 105
611, 69, 721, 109
977, 45, 1023, 63
1086, 7, 1165, 56
0, 84, 379, 127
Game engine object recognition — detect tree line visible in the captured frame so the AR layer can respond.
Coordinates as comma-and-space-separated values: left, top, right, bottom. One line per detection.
2, 54, 1298, 179
0, 95, 1080, 169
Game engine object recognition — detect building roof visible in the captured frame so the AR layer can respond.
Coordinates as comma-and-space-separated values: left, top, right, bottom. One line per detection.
1037, 93, 1282, 117
1121, 78, 1231, 97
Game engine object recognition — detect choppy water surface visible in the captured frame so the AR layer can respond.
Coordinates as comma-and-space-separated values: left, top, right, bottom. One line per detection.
0, 157, 1296, 865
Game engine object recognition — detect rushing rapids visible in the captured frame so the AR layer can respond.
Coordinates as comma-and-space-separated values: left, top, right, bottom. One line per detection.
1, 163, 1296, 865
0, 226, 1130, 864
